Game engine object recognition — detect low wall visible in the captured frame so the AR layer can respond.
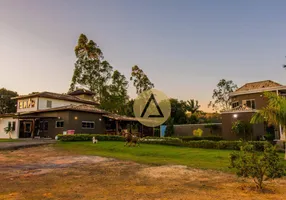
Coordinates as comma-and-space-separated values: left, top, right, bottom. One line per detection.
173, 123, 222, 137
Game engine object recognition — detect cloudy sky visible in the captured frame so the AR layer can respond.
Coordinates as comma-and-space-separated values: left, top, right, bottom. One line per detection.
1, 0, 286, 111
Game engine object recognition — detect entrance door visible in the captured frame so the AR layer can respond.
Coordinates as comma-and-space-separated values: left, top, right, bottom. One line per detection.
19, 120, 33, 138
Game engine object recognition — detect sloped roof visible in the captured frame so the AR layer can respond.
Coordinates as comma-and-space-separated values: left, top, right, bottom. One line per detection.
18, 104, 107, 115
235, 80, 282, 92
12, 92, 99, 105
103, 113, 138, 121
68, 89, 95, 96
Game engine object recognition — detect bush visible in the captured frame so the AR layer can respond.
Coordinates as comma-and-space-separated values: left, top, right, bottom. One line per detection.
186, 140, 269, 151
230, 143, 285, 190
57, 134, 125, 142
177, 136, 223, 142
56, 134, 270, 152
140, 137, 182, 146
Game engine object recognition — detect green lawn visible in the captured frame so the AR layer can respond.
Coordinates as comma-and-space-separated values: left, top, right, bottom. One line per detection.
56, 141, 286, 172
0, 139, 22, 142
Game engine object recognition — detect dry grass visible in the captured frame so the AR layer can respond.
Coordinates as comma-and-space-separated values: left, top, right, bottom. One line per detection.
0, 145, 285, 200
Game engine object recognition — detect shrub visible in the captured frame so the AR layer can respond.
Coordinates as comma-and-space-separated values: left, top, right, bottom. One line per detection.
177, 136, 223, 142
186, 140, 269, 151
230, 143, 285, 190
193, 128, 203, 137
165, 118, 174, 137
57, 134, 125, 142
231, 120, 253, 140
140, 137, 182, 146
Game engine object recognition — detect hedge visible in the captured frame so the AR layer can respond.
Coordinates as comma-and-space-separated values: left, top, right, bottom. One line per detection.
185, 140, 268, 151
56, 134, 270, 151
176, 136, 223, 142
56, 134, 125, 142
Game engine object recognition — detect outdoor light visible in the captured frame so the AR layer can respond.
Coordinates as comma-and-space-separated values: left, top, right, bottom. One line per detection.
233, 114, 238, 118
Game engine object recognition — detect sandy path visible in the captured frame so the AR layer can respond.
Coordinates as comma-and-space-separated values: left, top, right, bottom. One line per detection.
0, 145, 285, 200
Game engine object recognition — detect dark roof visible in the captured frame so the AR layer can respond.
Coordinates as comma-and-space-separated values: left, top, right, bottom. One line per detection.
235, 80, 282, 92
0, 113, 15, 118
17, 104, 108, 115
68, 89, 95, 96
12, 92, 99, 105
103, 113, 138, 121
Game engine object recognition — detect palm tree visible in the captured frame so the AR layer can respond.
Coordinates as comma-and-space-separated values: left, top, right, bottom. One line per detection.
250, 92, 286, 159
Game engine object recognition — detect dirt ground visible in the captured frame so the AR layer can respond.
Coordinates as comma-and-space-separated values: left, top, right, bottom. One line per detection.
0, 145, 285, 200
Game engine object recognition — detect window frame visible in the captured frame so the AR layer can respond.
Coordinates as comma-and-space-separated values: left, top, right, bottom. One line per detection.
24, 122, 32, 133
55, 120, 64, 128
46, 100, 52, 108
242, 99, 256, 109
81, 121, 95, 129
231, 101, 239, 108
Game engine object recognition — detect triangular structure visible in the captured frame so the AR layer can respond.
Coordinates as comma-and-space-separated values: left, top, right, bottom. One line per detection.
140, 94, 164, 118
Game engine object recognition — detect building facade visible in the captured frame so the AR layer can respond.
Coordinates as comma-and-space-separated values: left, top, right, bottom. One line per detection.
221, 80, 286, 141
0, 89, 146, 139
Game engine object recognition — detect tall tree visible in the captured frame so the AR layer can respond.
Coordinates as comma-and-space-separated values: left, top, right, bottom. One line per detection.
169, 98, 188, 124
208, 79, 237, 112
185, 99, 201, 113
69, 34, 113, 102
130, 65, 154, 94
0, 88, 18, 114
100, 70, 129, 115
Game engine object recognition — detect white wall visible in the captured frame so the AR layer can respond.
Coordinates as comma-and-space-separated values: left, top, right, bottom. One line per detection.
0, 117, 19, 139
17, 97, 38, 113
38, 97, 83, 110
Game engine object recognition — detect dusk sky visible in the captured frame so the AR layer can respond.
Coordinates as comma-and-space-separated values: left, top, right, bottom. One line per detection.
0, 0, 286, 112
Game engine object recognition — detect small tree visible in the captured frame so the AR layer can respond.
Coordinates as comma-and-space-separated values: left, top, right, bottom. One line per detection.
231, 120, 253, 141
230, 143, 285, 190
165, 118, 174, 137
4, 127, 12, 139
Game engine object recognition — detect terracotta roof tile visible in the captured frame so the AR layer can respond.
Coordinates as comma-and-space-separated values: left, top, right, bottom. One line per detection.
236, 80, 282, 92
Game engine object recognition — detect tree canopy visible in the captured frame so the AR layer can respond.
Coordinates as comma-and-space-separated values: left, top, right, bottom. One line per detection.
208, 79, 237, 112
130, 65, 154, 94
0, 88, 18, 114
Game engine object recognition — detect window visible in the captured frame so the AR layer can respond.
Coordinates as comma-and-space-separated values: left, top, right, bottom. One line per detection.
56, 120, 64, 128
242, 99, 256, 109
11, 121, 16, 131
232, 101, 239, 108
46, 100, 52, 108
40, 121, 48, 131
7, 121, 11, 129
24, 122, 32, 133
82, 121, 95, 129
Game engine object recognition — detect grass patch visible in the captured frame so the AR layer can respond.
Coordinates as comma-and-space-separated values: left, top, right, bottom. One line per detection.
55, 141, 286, 172
0, 139, 22, 142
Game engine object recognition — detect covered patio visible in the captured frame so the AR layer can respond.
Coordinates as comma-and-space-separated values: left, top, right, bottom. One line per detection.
103, 114, 154, 137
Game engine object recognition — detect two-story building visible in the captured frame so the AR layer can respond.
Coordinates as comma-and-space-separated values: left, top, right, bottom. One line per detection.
0, 89, 143, 139
221, 80, 286, 141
